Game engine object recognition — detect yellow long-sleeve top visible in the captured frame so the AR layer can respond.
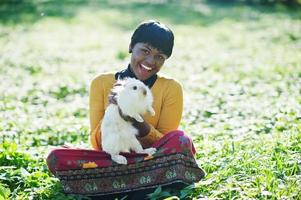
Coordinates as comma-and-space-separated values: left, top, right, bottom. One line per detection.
89, 72, 183, 150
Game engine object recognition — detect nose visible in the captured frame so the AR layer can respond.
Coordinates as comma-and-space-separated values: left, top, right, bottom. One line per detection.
145, 55, 156, 66
142, 88, 147, 96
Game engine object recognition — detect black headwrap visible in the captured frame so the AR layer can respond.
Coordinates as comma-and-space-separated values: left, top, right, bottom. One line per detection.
129, 20, 174, 58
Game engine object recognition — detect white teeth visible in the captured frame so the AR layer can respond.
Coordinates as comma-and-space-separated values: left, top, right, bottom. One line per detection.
141, 64, 152, 71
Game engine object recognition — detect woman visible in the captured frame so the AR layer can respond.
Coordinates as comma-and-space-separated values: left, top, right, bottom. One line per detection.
47, 20, 204, 199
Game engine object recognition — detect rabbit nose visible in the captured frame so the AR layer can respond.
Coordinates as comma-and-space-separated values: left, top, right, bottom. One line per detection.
142, 88, 147, 96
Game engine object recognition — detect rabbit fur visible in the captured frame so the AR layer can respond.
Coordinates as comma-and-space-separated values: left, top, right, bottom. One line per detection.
101, 78, 156, 164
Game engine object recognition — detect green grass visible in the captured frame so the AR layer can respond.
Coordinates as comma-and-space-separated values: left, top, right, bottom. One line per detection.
0, 0, 301, 199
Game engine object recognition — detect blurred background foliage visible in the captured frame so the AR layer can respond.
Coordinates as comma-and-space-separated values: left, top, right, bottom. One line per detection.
0, 0, 300, 25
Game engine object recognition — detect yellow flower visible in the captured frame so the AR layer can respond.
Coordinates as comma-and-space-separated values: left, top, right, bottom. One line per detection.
82, 162, 98, 169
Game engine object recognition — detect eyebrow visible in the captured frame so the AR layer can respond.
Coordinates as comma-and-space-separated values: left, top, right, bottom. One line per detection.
142, 44, 152, 51
143, 44, 165, 56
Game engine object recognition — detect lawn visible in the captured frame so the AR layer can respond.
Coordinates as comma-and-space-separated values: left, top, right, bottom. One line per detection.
0, 0, 301, 199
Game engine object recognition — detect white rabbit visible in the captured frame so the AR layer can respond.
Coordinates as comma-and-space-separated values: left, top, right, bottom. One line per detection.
101, 78, 156, 165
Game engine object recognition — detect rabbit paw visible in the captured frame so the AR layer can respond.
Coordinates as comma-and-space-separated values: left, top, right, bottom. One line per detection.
111, 155, 127, 165
143, 147, 156, 156
133, 114, 144, 122
148, 108, 155, 116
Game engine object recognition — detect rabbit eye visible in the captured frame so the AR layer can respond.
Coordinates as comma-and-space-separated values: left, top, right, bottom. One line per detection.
133, 86, 137, 90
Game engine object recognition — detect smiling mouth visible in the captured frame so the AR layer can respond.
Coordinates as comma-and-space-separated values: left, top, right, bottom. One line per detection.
141, 64, 152, 71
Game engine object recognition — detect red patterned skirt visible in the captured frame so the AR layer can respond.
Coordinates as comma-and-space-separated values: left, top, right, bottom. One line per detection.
46, 130, 205, 197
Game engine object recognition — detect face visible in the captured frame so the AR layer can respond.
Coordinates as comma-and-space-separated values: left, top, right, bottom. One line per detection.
125, 79, 147, 98
129, 43, 167, 81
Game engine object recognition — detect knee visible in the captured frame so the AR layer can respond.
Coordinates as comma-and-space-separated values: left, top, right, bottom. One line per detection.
166, 130, 194, 148
46, 148, 62, 163
170, 131, 195, 155
167, 130, 185, 138
178, 134, 193, 147
46, 148, 65, 174
168, 130, 192, 142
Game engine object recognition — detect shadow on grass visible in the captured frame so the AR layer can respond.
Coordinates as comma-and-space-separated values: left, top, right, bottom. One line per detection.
0, 0, 300, 27
0, 0, 91, 25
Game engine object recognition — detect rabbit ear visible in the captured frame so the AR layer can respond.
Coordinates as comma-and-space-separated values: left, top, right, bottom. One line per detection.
113, 78, 127, 89
111, 80, 124, 95
116, 77, 130, 84
115, 78, 123, 85
113, 82, 122, 87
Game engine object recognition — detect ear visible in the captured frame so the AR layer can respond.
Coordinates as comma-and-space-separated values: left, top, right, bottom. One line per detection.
129, 44, 132, 53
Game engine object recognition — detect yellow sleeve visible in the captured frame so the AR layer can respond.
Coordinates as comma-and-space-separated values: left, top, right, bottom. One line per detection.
139, 80, 183, 147
89, 77, 105, 150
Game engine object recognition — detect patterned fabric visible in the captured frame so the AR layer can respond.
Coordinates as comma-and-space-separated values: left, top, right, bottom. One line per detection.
46, 131, 205, 196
